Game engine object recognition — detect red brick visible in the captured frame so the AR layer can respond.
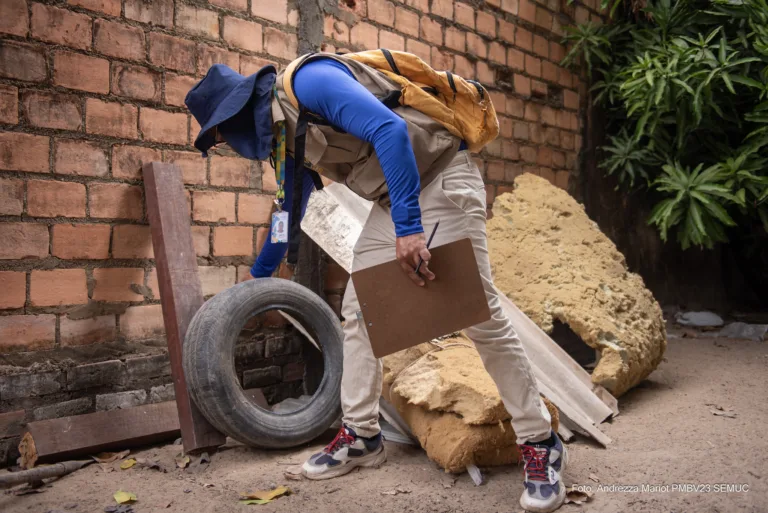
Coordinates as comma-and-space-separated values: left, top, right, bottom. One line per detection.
193, 191, 235, 222
28, 179, 85, 218
476, 11, 495, 37
485, 187, 495, 206
514, 74, 531, 96
539, 166, 556, 184
542, 61, 558, 83
52, 223, 110, 259
0, 85, 18, 124
256, 226, 269, 253
140, 108, 187, 145
288, 9, 298, 27
90, 183, 143, 220
198, 265, 236, 295
487, 161, 504, 181
533, 35, 548, 59
369, 0, 395, 27
520, 145, 537, 163
489, 91, 505, 115
31, 3, 91, 50
431, 0, 453, 19
394, 9, 418, 39
380, 31, 405, 52
71, 0, 119, 15
94, 19, 144, 60
252, 0, 288, 24
0, 41, 46, 82
60, 315, 117, 346
477, 61, 494, 84
0, 178, 23, 215
223, 17, 262, 53
213, 226, 253, 256
453, 54, 473, 78
501, 0, 518, 14
555, 170, 570, 190
197, 44, 239, 75
164, 73, 196, 107
238, 193, 273, 224
455, 2, 474, 28
264, 27, 298, 61
528, 123, 544, 144
111, 64, 161, 103
539, 106, 556, 127
445, 27, 465, 52
119, 304, 164, 340
149, 33, 196, 74
498, 19, 514, 44
558, 68, 573, 88
499, 116, 513, 139
535, 6, 553, 30
211, 0, 247, 12
52, 51, 108, 94
54, 140, 108, 178
564, 89, 579, 110
519, 0, 536, 22
92, 268, 144, 302
525, 55, 542, 77
176, 4, 219, 39
513, 121, 529, 140
86, 99, 138, 139
0, 0, 28, 37
507, 48, 524, 72
125, 0, 173, 27
351, 22, 378, 50
189, 115, 201, 146
0, 315, 55, 351
537, 146, 553, 167
261, 162, 278, 191
503, 140, 519, 160
210, 156, 250, 187
325, 16, 350, 42
112, 145, 161, 180
192, 225, 210, 256
0, 223, 49, 259
240, 55, 277, 76
571, 112, 580, 131
516, 27, 532, 51
31, 269, 88, 306
0, 271, 25, 309
112, 224, 153, 259
0, 132, 49, 173
467, 33, 487, 59
552, 150, 566, 168
489, 41, 505, 64
505, 162, 524, 182
164, 150, 206, 185
431, 47, 453, 71
407, 38, 431, 64
23, 92, 82, 131
420, 16, 443, 45
524, 102, 541, 122
556, 109, 570, 130
575, 5, 589, 24
550, 42, 566, 63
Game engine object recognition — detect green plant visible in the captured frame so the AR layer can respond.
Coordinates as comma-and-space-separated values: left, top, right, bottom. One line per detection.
563, 0, 768, 249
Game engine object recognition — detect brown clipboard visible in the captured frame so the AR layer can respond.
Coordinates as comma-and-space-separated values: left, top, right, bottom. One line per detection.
351, 238, 491, 358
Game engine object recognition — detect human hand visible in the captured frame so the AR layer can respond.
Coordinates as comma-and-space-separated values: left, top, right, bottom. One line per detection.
396, 233, 435, 287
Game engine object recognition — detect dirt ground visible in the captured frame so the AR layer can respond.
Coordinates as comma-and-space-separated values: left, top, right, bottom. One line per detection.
2, 335, 767, 513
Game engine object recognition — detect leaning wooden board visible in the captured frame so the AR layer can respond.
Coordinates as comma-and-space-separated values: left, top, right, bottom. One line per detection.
302, 183, 617, 444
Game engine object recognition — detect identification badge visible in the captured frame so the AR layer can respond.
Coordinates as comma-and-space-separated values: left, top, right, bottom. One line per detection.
271, 211, 289, 243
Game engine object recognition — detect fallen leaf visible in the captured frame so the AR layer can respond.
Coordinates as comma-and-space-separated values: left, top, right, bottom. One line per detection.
381, 487, 411, 496
326, 487, 341, 494
710, 409, 738, 418
240, 499, 272, 505
120, 459, 137, 470
283, 470, 303, 481
588, 473, 600, 483
93, 450, 130, 464
175, 454, 191, 469
240, 486, 292, 502
113, 490, 137, 504
203, 483, 216, 488
134, 458, 164, 472
565, 486, 593, 505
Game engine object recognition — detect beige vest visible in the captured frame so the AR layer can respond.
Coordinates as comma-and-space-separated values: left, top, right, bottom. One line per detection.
272, 53, 462, 203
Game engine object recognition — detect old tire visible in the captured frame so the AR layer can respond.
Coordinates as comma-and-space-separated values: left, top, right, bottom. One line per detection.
183, 278, 343, 449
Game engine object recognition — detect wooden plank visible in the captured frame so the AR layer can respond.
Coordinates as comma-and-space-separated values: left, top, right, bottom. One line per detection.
23, 402, 181, 463
0, 409, 25, 439
496, 291, 617, 423
143, 162, 226, 453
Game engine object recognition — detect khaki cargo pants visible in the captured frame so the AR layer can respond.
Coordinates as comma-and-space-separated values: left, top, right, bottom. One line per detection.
340, 151, 553, 444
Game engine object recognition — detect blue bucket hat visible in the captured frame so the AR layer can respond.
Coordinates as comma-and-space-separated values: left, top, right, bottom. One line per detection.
185, 63, 276, 160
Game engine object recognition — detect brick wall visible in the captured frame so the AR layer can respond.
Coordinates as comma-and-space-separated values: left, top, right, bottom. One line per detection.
0, 0, 602, 464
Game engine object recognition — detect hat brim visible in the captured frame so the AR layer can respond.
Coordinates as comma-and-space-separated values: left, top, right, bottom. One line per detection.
193, 65, 276, 155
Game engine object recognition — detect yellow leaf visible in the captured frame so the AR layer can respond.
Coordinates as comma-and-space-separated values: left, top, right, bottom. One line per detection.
114, 490, 137, 504
175, 454, 191, 469
92, 450, 130, 464
240, 486, 292, 501
120, 458, 137, 470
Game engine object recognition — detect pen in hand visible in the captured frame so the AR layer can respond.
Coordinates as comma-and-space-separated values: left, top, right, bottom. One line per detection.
415, 220, 440, 278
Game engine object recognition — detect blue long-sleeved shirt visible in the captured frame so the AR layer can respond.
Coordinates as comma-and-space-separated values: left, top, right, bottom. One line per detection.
250, 58, 424, 278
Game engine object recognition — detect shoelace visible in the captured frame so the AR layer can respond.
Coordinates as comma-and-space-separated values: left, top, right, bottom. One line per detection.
324, 428, 355, 454
520, 445, 549, 482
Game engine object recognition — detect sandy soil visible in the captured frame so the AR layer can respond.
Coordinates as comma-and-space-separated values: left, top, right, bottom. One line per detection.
2, 335, 767, 513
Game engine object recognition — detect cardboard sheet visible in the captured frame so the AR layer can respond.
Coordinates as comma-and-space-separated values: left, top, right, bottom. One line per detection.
352, 238, 491, 358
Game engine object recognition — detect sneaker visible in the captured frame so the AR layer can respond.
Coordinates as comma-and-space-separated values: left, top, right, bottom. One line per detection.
519, 432, 568, 512
301, 425, 386, 480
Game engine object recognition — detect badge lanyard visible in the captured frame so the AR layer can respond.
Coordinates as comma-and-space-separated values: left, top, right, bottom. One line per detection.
270, 85, 289, 244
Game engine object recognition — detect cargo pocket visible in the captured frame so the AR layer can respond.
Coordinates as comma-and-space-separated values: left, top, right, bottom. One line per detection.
439, 153, 487, 216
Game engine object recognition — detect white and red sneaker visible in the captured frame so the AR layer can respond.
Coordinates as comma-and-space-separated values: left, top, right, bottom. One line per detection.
302, 425, 386, 480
